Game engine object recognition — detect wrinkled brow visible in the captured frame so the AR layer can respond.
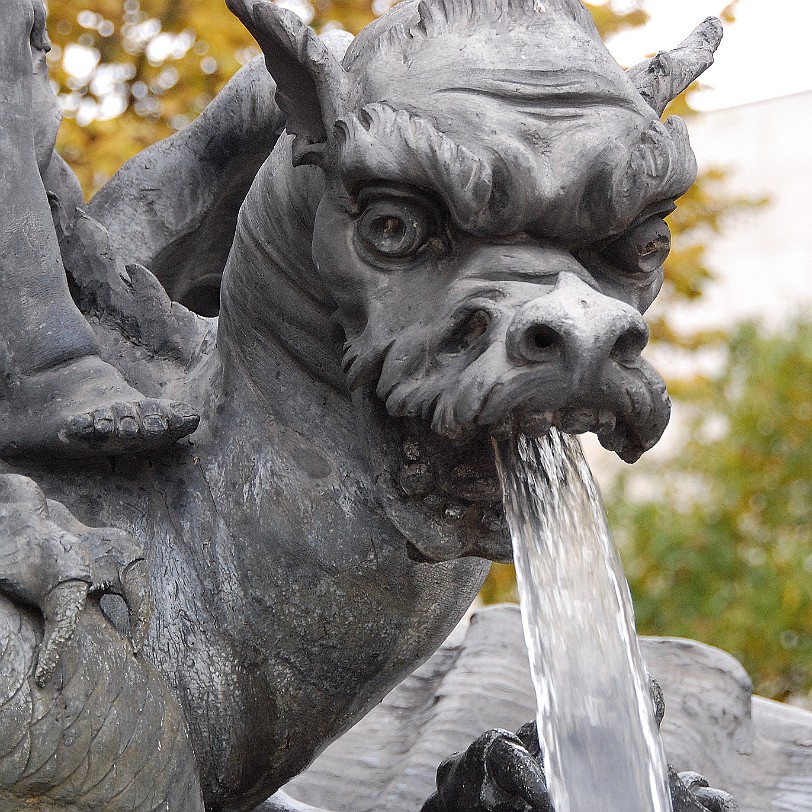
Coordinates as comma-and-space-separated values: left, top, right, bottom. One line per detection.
333, 103, 698, 242
439, 68, 644, 114
334, 104, 494, 228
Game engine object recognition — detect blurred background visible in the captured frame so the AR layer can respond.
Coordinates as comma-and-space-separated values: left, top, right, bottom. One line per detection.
44, 0, 810, 705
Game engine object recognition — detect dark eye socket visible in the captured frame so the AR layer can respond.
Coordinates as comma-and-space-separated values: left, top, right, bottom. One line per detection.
603, 217, 671, 276
357, 198, 435, 261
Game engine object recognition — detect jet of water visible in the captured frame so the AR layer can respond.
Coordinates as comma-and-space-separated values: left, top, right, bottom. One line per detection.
494, 429, 672, 812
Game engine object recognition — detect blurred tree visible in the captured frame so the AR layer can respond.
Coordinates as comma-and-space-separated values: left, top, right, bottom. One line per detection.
608, 320, 812, 700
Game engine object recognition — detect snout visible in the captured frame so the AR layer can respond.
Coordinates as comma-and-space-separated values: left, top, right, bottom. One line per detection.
367, 256, 669, 462
470, 270, 669, 461
506, 272, 649, 394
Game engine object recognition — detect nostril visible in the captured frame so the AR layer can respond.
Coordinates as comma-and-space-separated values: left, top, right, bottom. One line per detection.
527, 325, 560, 352
610, 325, 647, 363
513, 323, 562, 363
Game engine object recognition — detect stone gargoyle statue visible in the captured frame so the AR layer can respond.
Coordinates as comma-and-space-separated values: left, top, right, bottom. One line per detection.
0, 0, 742, 809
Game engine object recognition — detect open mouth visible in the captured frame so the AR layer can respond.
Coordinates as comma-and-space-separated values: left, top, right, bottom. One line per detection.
484, 403, 664, 464
371, 368, 666, 563
438, 349, 671, 463
489, 407, 617, 440
384, 369, 668, 465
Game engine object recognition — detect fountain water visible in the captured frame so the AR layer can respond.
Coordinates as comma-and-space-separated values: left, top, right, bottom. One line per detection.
495, 430, 672, 812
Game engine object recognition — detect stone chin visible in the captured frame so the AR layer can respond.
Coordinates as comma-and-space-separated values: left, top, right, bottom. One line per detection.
353, 387, 514, 566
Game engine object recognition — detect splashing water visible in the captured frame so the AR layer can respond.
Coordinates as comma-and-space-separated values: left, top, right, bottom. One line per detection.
494, 429, 672, 812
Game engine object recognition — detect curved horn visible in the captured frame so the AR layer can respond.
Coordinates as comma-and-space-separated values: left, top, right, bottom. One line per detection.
627, 17, 724, 116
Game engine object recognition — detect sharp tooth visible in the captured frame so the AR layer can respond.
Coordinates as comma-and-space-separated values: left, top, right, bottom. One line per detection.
559, 408, 595, 434
598, 426, 627, 453
597, 409, 617, 434
520, 411, 554, 437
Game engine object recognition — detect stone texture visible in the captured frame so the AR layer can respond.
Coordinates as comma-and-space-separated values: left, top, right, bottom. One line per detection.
280, 606, 812, 812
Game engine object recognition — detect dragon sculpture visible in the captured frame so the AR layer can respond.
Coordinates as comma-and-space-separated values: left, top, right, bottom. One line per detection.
0, 0, 738, 809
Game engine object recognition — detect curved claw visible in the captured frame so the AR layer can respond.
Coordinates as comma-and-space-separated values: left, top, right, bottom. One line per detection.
29, 1, 51, 52
35, 579, 88, 687
79, 527, 153, 653
679, 772, 739, 812
120, 559, 152, 653
487, 736, 552, 811
0, 478, 152, 690
33, 537, 150, 686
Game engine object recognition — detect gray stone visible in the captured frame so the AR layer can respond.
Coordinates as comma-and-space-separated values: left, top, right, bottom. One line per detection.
280, 607, 812, 812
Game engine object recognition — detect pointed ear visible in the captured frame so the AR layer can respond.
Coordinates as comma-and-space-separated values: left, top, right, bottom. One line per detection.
627, 17, 723, 116
227, 0, 347, 165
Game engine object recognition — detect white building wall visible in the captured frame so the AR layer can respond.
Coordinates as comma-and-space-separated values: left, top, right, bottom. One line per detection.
665, 91, 812, 332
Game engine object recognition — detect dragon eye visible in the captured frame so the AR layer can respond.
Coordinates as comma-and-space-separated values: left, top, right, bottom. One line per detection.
604, 217, 671, 276
357, 198, 434, 260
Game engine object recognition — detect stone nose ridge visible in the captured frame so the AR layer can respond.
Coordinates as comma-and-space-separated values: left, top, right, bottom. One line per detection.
505, 271, 649, 391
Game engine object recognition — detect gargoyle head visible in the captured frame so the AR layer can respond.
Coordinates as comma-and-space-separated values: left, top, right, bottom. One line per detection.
227, 0, 721, 559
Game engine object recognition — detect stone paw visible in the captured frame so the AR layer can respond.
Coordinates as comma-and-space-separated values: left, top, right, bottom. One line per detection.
60, 397, 200, 455
0, 473, 152, 687
422, 719, 739, 812
0, 355, 199, 458
421, 726, 552, 812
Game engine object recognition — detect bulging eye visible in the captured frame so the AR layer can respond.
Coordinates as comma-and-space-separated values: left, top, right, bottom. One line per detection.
603, 217, 671, 276
357, 198, 435, 261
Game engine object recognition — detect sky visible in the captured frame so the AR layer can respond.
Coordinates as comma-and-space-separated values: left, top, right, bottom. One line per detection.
600, 0, 812, 110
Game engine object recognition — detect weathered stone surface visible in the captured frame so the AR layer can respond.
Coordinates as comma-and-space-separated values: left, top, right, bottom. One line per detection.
0, 597, 204, 811
280, 606, 812, 812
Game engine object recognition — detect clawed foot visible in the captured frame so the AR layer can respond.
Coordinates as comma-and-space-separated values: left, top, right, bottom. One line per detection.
0, 355, 199, 458
422, 677, 738, 812
60, 398, 200, 454
422, 724, 739, 812
0, 473, 151, 686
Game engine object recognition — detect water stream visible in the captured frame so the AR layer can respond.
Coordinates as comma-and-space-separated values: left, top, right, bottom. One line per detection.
494, 429, 672, 812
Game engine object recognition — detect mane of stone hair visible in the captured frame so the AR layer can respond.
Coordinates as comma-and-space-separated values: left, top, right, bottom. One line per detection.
345, 0, 600, 68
